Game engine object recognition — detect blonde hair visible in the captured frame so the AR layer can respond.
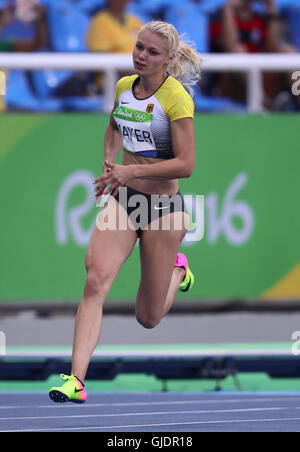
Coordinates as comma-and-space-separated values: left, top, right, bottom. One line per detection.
138, 21, 203, 96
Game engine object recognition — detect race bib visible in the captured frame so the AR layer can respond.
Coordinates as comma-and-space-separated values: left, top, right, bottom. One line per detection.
113, 106, 155, 153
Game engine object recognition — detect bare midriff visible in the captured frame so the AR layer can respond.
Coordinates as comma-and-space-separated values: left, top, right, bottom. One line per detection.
121, 149, 178, 196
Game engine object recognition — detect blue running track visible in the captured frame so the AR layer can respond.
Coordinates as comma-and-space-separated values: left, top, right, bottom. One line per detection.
1, 392, 300, 432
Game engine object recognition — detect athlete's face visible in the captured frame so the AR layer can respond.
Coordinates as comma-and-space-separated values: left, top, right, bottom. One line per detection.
133, 31, 173, 77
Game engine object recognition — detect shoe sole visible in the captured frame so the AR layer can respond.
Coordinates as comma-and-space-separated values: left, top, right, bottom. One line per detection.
49, 390, 85, 404
49, 390, 69, 403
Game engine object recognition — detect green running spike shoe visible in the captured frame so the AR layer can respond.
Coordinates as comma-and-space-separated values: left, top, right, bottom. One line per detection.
174, 252, 195, 293
49, 374, 87, 404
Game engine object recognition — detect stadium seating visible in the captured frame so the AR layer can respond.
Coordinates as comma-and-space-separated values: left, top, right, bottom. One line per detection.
1, 0, 299, 113
284, 6, 300, 51
163, 1, 209, 53
76, 0, 106, 16
5, 70, 64, 112
128, 0, 171, 21
46, 1, 90, 52
193, 85, 246, 113
60, 96, 104, 111
6, 70, 104, 112
30, 69, 75, 99
31, 1, 104, 110
0, 0, 35, 39
128, 0, 153, 23
0, 21, 35, 40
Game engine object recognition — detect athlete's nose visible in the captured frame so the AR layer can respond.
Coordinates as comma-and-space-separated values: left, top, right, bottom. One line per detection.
138, 48, 147, 61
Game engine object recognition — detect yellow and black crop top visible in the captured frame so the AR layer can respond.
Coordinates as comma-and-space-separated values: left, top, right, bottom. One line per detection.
113, 74, 194, 159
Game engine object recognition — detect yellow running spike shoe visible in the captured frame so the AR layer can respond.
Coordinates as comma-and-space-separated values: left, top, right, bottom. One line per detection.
174, 252, 195, 293
49, 374, 87, 404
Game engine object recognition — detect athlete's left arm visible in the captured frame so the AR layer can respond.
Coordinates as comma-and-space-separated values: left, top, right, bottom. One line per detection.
132, 117, 196, 180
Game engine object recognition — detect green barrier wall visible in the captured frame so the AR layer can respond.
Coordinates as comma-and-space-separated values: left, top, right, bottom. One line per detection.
0, 113, 299, 303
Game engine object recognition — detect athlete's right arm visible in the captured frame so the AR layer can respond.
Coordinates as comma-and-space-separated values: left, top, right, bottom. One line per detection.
95, 103, 122, 202
103, 101, 122, 166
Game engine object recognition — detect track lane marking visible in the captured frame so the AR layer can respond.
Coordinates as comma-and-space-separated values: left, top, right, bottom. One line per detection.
0, 406, 288, 421
1, 396, 300, 410
2, 417, 300, 432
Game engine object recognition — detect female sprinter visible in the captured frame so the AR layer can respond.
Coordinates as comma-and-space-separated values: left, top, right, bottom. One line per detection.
49, 21, 202, 403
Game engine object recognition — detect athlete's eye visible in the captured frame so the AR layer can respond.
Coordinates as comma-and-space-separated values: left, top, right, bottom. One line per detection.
150, 51, 159, 55
136, 43, 143, 50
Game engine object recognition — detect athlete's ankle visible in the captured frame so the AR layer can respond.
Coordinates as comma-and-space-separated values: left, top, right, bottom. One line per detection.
75, 375, 85, 387
71, 372, 85, 386
174, 266, 186, 283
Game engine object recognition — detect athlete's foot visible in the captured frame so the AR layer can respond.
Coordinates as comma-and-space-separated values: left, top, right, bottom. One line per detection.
174, 252, 195, 293
49, 374, 87, 404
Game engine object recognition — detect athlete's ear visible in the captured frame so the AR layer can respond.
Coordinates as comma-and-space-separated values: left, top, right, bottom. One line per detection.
168, 53, 176, 65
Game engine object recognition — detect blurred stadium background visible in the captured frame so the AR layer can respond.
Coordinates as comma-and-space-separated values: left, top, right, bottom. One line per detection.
1, 0, 300, 394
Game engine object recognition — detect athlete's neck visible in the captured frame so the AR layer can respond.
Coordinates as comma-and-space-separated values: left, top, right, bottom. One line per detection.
137, 72, 168, 98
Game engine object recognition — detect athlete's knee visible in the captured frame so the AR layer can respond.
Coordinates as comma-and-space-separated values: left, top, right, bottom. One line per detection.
83, 270, 111, 299
136, 312, 161, 329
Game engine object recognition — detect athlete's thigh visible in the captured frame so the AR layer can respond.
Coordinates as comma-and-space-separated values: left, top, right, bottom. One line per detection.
86, 196, 138, 282
136, 212, 188, 315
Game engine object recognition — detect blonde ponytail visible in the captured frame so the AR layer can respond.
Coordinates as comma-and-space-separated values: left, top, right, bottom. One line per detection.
170, 39, 203, 96
138, 21, 203, 96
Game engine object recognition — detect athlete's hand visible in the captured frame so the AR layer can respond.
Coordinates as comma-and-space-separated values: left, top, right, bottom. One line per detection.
93, 160, 112, 201
94, 161, 134, 198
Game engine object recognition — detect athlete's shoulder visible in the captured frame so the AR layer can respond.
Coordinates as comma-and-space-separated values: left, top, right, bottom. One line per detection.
164, 75, 188, 90
156, 76, 195, 122
165, 75, 193, 100
115, 75, 139, 102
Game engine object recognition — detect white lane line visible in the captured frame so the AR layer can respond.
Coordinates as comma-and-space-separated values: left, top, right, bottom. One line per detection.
1, 397, 299, 410
2, 417, 300, 432
6, 349, 294, 358
0, 407, 287, 421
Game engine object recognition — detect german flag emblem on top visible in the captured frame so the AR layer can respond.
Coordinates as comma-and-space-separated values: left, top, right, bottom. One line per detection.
146, 104, 154, 114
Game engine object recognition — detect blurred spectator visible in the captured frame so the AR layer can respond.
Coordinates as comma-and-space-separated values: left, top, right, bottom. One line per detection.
86, 0, 143, 91
210, 0, 300, 111
0, 1, 48, 52
0, 1, 48, 112
87, 0, 142, 53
